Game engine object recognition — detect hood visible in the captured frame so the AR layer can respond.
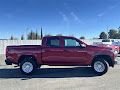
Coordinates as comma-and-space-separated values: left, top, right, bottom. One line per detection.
89, 45, 113, 50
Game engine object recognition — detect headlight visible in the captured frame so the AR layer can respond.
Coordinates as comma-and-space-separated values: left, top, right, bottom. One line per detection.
109, 48, 115, 52
113, 49, 115, 52
109, 48, 112, 51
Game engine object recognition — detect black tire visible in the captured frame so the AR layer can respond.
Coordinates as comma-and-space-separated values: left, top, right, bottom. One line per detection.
20, 59, 37, 75
92, 58, 109, 75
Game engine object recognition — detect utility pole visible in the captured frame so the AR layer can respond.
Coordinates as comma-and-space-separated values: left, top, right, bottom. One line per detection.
26, 28, 29, 40
107, 26, 108, 39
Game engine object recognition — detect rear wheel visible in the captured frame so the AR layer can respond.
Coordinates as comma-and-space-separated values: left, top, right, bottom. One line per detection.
20, 59, 37, 75
92, 58, 109, 75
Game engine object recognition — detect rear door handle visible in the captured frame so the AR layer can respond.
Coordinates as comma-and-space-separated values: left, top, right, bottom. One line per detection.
44, 50, 50, 51
64, 50, 69, 51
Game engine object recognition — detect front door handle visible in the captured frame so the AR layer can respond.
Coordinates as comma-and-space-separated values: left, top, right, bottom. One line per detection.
44, 50, 50, 51
64, 50, 69, 51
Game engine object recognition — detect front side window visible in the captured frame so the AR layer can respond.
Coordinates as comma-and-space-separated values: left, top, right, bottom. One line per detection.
64, 38, 81, 47
46, 38, 60, 47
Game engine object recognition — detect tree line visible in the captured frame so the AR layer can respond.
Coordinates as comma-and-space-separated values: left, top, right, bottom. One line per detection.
99, 27, 120, 39
10, 28, 43, 40
10, 26, 120, 40
10, 27, 86, 40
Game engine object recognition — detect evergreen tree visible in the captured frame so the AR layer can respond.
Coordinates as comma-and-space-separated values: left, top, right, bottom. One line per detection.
41, 28, 43, 39
36, 30, 38, 40
27, 30, 40, 40
21, 34, 24, 40
10, 35, 13, 40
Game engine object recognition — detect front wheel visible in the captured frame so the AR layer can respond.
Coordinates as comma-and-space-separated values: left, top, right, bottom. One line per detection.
92, 58, 109, 75
20, 59, 37, 75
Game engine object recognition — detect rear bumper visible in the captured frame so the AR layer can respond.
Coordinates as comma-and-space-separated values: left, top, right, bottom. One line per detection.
5, 60, 12, 65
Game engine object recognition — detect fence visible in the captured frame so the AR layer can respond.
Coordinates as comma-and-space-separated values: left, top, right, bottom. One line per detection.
0, 39, 120, 54
0, 40, 42, 54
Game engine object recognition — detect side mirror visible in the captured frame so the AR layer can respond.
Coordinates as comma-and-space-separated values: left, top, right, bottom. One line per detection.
81, 44, 86, 48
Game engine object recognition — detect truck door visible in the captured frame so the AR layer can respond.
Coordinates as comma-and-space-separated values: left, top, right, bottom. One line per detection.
61, 38, 88, 65
42, 37, 64, 65
42, 37, 88, 65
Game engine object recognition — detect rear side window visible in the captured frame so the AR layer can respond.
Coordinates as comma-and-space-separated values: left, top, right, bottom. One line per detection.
46, 38, 60, 47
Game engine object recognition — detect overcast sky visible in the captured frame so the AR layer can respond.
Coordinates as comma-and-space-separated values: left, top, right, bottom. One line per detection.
0, 0, 120, 39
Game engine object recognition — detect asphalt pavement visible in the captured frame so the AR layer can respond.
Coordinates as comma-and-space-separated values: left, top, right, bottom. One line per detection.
0, 54, 120, 90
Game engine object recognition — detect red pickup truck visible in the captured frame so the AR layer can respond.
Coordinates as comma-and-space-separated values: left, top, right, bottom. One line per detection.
5, 36, 117, 75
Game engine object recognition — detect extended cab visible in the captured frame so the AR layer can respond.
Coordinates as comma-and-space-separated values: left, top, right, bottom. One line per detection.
5, 36, 117, 75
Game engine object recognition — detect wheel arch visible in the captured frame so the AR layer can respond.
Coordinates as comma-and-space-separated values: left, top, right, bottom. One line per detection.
18, 55, 40, 67
91, 55, 114, 67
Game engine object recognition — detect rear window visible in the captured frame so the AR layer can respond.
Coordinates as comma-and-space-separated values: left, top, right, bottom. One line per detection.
46, 38, 60, 47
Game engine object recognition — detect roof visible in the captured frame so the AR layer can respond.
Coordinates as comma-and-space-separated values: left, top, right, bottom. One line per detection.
43, 36, 75, 38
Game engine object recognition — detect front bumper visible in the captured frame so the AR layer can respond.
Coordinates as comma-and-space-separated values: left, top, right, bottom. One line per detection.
113, 58, 118, 67
113, 60, 118, 65
5, 60, 12, 65
114, 50, 118, 57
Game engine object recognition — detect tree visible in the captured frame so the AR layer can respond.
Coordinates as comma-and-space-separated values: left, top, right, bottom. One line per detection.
14, 38, 18, 40
41, 28, 43, 39
108, 29, 117, 39
27, 31, 40, 40
36, 30, 38, 40
114, 33, 120, 39
21, 34, 24, 40
118, 26, 120, 33
56, 34, 62, 36
10, 35, 18, 40
10, 35, 13, 40
69, 34, 74, 37
80, 36, 85, 39
44, 34, 52, 37
93, 37, 99, 39
99, 32, 107, 39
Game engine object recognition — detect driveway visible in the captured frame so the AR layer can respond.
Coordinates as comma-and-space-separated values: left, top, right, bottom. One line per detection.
0, 54, 120, 90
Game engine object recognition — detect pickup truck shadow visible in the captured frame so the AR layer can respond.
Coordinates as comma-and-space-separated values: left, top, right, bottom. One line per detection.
0, 67, 101, 79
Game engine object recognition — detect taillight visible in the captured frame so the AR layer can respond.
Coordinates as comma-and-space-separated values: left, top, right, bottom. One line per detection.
6, 48, 9, 56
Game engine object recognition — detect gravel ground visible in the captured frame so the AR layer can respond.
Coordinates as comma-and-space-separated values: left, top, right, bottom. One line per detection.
0, 54, 120, 90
